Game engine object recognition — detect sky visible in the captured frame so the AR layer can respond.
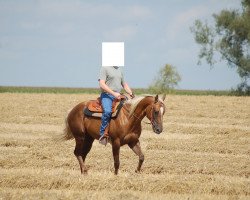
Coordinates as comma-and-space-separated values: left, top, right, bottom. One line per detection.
0, 0, 243, 90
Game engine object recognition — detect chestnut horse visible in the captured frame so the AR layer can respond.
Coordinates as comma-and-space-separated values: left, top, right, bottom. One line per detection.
63, 94, 166, 175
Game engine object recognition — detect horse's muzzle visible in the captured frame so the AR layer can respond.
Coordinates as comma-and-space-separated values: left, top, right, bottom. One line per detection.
153, 125, 163, 134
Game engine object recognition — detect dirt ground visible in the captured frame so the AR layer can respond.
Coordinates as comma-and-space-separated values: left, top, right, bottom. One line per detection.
0, 93, 249, 200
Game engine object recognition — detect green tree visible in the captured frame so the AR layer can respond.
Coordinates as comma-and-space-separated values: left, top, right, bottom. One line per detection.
190, 0, 250, 94
149, 64, 181, 93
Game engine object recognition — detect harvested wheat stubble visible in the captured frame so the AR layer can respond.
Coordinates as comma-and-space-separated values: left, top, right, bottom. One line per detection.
0, 93, 249, 200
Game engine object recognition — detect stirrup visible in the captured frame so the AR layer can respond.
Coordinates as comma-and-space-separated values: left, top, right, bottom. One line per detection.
99, 134, 108, 146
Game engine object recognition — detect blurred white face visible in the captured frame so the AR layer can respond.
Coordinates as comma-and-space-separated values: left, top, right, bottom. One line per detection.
102, 42, 124, 67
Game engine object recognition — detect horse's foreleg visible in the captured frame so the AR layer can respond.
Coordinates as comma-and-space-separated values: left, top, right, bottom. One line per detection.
129, 141, 144, 173
112, 139, 121, 175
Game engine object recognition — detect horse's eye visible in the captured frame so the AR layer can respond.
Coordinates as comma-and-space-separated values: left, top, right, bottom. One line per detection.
154, 111, 159, 115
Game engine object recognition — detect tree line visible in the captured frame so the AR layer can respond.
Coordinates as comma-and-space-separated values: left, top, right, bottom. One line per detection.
151, 0, 249, 95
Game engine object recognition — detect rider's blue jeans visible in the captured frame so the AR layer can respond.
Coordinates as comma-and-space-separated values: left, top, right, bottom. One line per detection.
100, 92, 115, 136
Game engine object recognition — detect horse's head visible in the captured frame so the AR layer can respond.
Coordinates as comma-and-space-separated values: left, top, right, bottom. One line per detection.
146, 94, 166, 134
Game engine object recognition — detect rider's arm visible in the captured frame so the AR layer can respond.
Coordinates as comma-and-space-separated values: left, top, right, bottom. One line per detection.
122, 82, 134, 98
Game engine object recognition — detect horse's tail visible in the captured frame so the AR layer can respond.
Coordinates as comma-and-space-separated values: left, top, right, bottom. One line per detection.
63, 112, 74, 140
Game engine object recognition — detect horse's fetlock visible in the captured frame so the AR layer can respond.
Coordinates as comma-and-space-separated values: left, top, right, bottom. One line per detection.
139, 154, 144, 162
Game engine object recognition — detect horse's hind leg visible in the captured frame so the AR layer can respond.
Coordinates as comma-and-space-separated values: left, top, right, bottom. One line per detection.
74, 136, 86, 174
74, 134, 94, 174
81, 134, 94, 173
129, 141, 144, 173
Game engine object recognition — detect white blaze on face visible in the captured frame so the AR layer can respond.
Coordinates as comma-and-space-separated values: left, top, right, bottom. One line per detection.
160, 107, 164, 121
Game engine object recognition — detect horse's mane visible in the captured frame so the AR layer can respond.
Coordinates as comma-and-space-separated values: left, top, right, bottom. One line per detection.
125, 95, 153, 117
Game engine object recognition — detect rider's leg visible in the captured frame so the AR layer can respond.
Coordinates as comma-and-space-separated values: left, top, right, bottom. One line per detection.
99, 92, 115, 138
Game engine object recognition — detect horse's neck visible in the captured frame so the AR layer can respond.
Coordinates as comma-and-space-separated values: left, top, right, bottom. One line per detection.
127, 97, 153, 131
133, 97, 153, 119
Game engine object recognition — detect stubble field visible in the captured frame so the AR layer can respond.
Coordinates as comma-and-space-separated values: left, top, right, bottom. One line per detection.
0, 93, 249, 200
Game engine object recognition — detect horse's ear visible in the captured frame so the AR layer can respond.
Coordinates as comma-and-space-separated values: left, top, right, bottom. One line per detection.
160, 93, 166, 101
154, 94, 159, 103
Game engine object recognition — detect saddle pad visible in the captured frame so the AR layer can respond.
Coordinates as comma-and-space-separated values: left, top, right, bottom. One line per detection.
84, 99, 125, 118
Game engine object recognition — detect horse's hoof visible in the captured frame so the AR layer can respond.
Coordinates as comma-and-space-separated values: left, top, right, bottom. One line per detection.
81, 169, 88, 175
135, 169, 141, 173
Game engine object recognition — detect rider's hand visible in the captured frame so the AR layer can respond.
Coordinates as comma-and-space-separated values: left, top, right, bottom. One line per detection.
113, 92, 121, 100
129, 93, 135, 99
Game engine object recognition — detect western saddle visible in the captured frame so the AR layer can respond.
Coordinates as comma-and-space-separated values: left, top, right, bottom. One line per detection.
86, 95, 127, 113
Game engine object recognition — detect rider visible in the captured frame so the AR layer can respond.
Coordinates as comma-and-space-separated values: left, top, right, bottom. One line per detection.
98, 66, 134, 145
